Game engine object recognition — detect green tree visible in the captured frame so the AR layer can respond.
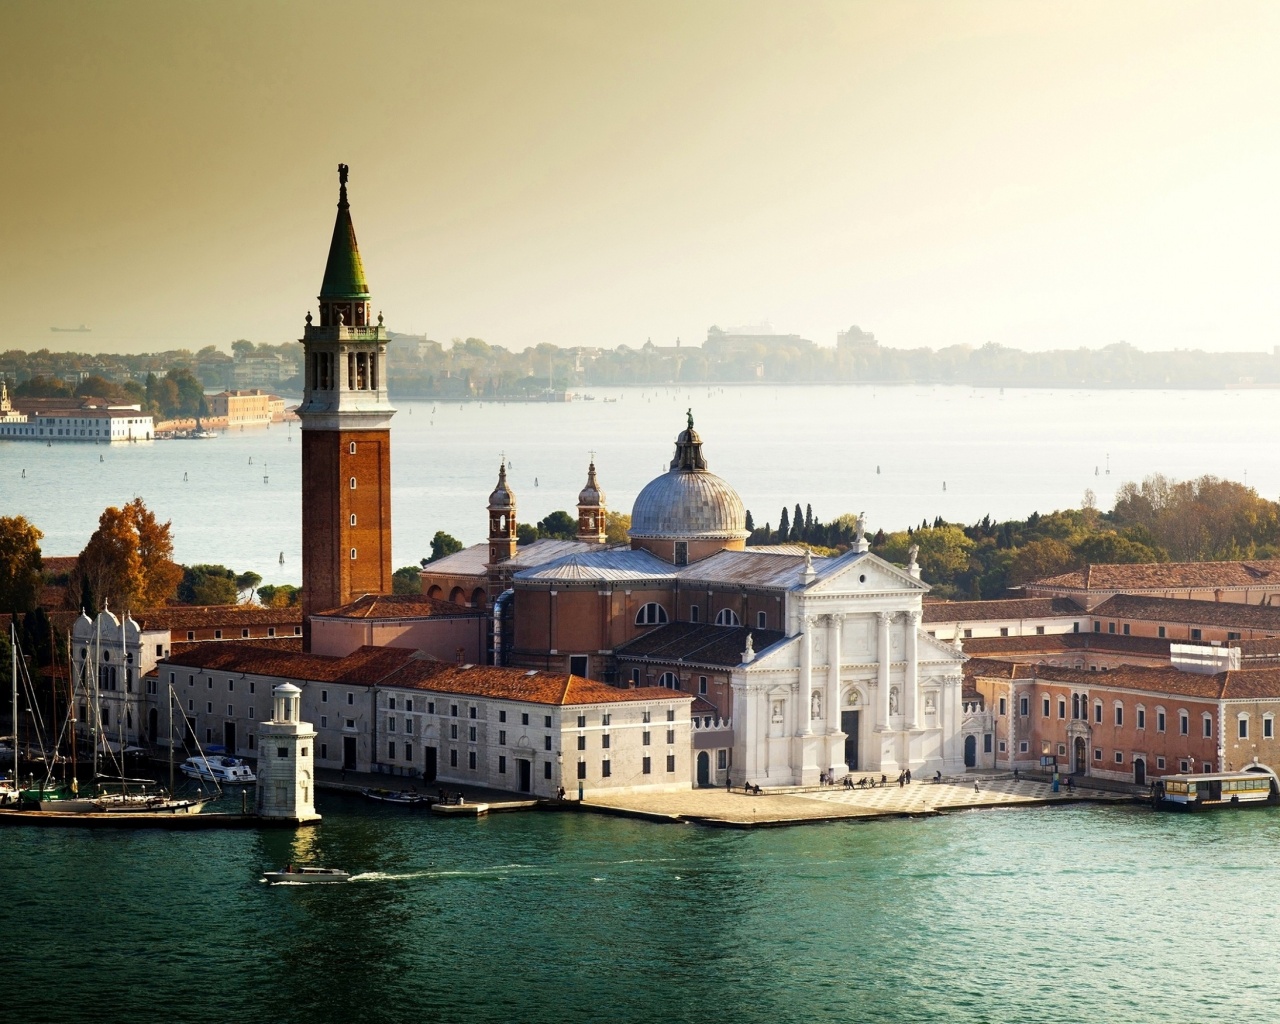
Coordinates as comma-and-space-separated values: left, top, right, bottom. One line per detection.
1009, 538, 1077, 586
428, 530, 464, 563
165, 367, 204, 417
516, 523, 538, 546
392, 566, 423, 595
256, 584, 300, 608
178, 564, 239, 605
13, 374, 73, 398
236, 571, 263, 603
536, 511, 577, 540
605, 511, 631, 544
0, 515, 43, 614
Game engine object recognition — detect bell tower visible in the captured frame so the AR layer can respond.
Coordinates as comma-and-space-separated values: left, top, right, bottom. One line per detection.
487, 461, 518, 566
576, 459, 607, 544
298, 165, 394, 649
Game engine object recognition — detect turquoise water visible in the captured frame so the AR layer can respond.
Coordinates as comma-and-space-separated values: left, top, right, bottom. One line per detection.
5, 798, 1280, 1023
1, 384, 1277, 587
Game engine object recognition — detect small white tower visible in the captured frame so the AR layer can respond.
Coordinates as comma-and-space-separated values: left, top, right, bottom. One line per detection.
255, 683, 320, 823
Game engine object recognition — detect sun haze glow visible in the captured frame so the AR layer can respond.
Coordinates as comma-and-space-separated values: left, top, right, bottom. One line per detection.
4, 0, 1279, 354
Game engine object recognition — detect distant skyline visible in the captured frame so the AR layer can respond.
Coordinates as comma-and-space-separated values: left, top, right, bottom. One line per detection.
4, 1, 1280, 355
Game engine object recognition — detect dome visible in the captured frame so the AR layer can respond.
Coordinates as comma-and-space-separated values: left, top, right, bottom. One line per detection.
629, 416, 747, 541
488, 461, 515, 510
578, 461, 605, 508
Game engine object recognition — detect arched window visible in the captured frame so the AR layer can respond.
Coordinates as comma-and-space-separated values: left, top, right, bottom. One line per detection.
449, 587, 467, 605
715, 608, 741, 627
658, 671, 680, 690
470, 587, 487, 610
349, 514, 357, 526
349, 476, 357, 489
427, 585, 443, 599
349, 548, 357, 560
757, 611, 767, 628
349, 441, 357, 454
635, 603, 668, 626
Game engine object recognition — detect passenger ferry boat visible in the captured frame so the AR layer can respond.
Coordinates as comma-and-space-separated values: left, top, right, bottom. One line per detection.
1152, 767, 1280, 811
180, 755, 257, 785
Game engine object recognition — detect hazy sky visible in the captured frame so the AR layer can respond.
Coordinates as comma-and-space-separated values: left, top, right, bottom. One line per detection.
5, 1, 1280, 355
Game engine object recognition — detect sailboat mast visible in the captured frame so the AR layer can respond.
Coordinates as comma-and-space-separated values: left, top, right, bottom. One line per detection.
67, 631, 77, 783
92, 614, 100, 781
10, 622, 17, 787
119, 612, 126, 787
168, 680, 174, 796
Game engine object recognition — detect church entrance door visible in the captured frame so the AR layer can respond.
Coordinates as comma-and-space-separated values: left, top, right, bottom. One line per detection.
696, 751, 710, 786
964, 735, 977, 768
1134, 758, 1146, 786
841, 710, 859, 769
1073, 737, 1087, 775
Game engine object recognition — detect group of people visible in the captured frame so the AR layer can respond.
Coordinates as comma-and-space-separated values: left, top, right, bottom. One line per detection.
727, 779, 763, 795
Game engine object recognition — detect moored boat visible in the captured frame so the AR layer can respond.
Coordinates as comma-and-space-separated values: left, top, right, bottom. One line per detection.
264, 866, 351, 884
180, 755, 257, 785
1152, 766, 1280, 810
360, 787, 430, 807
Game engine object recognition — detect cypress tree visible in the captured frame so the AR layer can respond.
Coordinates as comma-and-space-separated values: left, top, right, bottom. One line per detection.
745, 510, 755, 533
778, 507, 790, 539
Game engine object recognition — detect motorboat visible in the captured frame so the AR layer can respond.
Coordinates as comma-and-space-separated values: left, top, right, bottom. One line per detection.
180, 755, 257, 785
1152, 766, 1280, 811
360, 787, 430, 807
264, 866, 351, 884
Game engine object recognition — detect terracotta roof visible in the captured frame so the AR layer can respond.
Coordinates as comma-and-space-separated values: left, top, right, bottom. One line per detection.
966, 657, 1280, 701
691, 696, 721, 716
170, 637, 304, 656
425, 539, 607, 579
160, 641, 419, 685
614, 622, 787, 667
1089, 594, 1280, 632
1031, 560, 1280, 592
313, 593, 477, 620
135, 605, 303, 631
377, 660, 694, 707
962, 633, 1173, 658
922, 598, 1081, 623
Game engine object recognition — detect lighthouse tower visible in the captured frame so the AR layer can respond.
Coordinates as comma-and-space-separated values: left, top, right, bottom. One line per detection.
255, 683, 320, 823
298, 164, 395, 649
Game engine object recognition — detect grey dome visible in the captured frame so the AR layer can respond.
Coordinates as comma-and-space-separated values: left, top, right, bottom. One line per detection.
488, 461, 515, 510
629, 417, 747, 541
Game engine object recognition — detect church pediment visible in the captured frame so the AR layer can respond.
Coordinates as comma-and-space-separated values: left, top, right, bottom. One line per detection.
741, 634, 799, 671
803, 551, 928, 596
918, 630, 967, 663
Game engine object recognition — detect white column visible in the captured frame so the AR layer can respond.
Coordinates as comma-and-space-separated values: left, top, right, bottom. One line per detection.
876, 611, 891, 730
904, 609, 920, 730
827, 614, 843, 733
799, 616, 813, 736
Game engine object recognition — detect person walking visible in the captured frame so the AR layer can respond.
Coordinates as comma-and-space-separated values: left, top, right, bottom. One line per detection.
905, 768, 912, 784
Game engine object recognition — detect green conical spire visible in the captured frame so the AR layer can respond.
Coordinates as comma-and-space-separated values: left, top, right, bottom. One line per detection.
319, 163, 370, 300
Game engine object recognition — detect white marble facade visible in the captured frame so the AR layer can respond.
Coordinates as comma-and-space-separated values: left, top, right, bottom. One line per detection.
731, 547, 967, 787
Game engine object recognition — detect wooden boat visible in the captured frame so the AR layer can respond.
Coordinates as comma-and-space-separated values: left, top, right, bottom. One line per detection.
264, 866, 351, 884
360, 787, 430, 807
1152, 766, 1280, 810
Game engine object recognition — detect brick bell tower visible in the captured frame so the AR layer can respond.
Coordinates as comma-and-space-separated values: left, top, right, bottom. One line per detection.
298, 164, 394, 649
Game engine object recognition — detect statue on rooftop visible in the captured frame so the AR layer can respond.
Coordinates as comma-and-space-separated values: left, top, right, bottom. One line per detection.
686, 408, 694, 430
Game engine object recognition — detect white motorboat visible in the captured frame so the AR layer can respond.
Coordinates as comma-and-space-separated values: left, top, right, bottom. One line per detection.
264, 866, 351, 884
180, 755, 257, 785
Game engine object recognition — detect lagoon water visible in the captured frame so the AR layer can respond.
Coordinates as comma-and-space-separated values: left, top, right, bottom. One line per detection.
1, 384, 1276, 588
5, 797, 1280, 1023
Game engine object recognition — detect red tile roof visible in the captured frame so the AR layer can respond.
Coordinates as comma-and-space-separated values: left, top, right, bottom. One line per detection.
378, 659, 693, 707
313, 593, 477, 620
160, 641, 419, 685
922, 598, 1081, 623
962, 633, 1173, 658
1031, 560, 1280, 592
965, 657, 1280, 701
136, 605, 303, 631
1089, 594, 1280, 632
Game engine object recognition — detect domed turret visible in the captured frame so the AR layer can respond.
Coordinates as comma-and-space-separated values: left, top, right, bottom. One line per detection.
488, 461, 518, 565
577, 460, 607, 544
629, 412, 748, 564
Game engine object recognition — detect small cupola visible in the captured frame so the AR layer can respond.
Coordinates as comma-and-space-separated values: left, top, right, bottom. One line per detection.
577, 460, 607, 544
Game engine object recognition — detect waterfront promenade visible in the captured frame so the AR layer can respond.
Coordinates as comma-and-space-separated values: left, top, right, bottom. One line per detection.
583, 772, 1137, 827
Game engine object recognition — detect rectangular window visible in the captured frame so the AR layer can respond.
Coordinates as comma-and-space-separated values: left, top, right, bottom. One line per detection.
499, 730, 507, 745
450, 724, 458, 740
1114, 751, 1123, 764
405, 719, 413, 735
601, 760, 611, 778
1094, 748, 1102, 761
1042, 697, 1050, 717
1057, 698, 1065, 719
405, 699, 413, 713
690, 605, 699, 623
320, 715, 327, 728
631, 669, 641, 686
522, 713, 530, 725
1137, 708, 1145, 730
1114, 705, 1123, 727
499, 756, 506, 774
603, 713, 612, 726
642, 731, 651, 746
498, 709, 505, 722
347, 693, 354, 705
1157, 711, 1165, 732
984, 734, 992, 753
569, 655, 588, 677
642, 711, 651, 724
388, 697, 396, 710
1108, 622, 1116, 634
1019, 741, 1028, 753
1266, 718, 1274, 740
602, 734, 611, 749
1156, 757, 1165, 769
429, 702, 436, 715
1093, 621, 1101, 633
277, 747, 288, 758
1228, 631, 1241, 641
227, 704, 234, 716
1158, 626, 1166, 638
577, 735, 586, 750
544, 715, 552, 728
1191, 628, 1202, 641
1036, 625, 1046, 635
666, 729, 675, 744
1180, 713, 1189, 736
470, 726, 477, 742
1239, 718, 1248, 740
469, 751, 477, 770
388, 718, 396, 732
321, 743, 328, 760
577, 761, 586, 780
469, 707, 477, 719
998, 697, 1007, 716
451, 705, 458, 717
1019, 696, 1029, 717
642, 756, 652, 774
404, 744, 412, 762
699, 676, 708, 695
450, 749, 458, 767
1094, 704, 1102, 724
544, 736, 552, 751
577, 714, 586, 728
388, 742, 396, 760
544, 762, 552, 780
1123, 623, 1130, 635
666, 755, 676, 773
1204, 717, 1212, 738
1000, 627, 1009, 637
